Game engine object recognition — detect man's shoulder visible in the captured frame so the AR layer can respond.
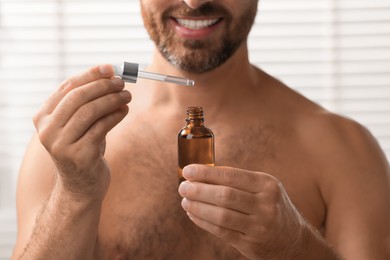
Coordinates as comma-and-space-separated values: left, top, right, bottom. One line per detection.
261, 72, 377, 154
295, 108, 389, 179
296, 109, 377, 157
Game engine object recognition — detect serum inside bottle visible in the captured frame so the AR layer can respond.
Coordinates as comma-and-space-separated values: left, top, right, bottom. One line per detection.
178, 107, 215, 182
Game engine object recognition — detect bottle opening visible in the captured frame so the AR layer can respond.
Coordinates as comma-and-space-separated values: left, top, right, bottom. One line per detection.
187, 106, 204, 120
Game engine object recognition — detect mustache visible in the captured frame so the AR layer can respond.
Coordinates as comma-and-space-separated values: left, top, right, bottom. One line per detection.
162, 2, 231, 18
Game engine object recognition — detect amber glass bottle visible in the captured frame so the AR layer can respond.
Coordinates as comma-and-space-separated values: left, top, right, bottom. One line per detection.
178, 107, 215, 182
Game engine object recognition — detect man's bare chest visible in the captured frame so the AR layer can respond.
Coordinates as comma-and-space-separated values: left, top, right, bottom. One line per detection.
96, 150, 246, 259
95, 123, 326, 259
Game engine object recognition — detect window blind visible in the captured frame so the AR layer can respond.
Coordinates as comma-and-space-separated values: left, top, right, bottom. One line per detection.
0, 0, 389, 258
249, 0, 390, 156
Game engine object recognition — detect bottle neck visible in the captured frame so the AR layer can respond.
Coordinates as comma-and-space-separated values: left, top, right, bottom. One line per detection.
186, 118, 204, 127
186, 106, 205, 127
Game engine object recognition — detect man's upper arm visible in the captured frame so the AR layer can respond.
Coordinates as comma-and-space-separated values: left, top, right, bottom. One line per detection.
12, 135, 55, 259
318, 116, 390, 259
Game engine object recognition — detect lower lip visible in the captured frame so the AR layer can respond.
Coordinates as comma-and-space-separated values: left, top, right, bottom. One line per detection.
170, 18, 222, 40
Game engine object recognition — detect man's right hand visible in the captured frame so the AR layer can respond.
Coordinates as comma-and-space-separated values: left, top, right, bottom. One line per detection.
33, 64, 131, 200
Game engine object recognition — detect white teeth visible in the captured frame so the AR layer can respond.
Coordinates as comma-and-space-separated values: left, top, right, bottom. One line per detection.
176, 18, 219, 29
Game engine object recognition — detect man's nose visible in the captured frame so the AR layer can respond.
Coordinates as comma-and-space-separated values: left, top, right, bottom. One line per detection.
181, 0, 213, 9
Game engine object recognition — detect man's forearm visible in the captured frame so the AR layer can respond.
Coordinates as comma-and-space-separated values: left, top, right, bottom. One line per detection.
18, 183, 102, 260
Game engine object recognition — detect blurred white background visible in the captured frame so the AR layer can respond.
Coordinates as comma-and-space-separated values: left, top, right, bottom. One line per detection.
0, 0, 389, 258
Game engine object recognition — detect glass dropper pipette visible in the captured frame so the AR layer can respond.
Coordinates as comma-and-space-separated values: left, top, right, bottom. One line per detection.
113, 62, 195, 87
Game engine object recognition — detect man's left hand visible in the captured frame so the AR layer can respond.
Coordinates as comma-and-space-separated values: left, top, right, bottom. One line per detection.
178, 164, 306, 259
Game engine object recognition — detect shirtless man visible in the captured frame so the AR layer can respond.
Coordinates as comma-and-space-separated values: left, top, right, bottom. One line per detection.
12, 0, 390, 259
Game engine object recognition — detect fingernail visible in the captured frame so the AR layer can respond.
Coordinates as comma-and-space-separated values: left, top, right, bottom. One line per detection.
181, 198, 190, 210
187, 212, 195, 221
99, 64, 113, 75
178, 181, 190, 196
183, 165, 196, 179
120, 90, 132, 100
112, 78, 124, 87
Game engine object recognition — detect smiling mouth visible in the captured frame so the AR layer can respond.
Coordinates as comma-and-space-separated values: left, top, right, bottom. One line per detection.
174, 18, 222, 30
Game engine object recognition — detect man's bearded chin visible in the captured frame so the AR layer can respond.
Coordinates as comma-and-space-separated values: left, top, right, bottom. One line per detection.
158, 38, 242, 74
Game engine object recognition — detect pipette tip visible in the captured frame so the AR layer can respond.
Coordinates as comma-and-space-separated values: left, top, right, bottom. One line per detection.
187, 80, 195, 87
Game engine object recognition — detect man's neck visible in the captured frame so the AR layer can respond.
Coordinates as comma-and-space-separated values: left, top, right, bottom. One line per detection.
146, 44, 262, 117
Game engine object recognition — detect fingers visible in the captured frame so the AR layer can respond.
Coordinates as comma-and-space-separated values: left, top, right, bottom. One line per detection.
178, 166, 285, 236
182, 165, 267, 193
52, 78, 125, 127
64, 91, 131, 143
58, 64, 115, 92
33, 64, 131, 152
182, 199, 249, 234
81, 105, 129, 144
186, 211, 246, 245
38, 64, 115, 115
179, 181, 255, 214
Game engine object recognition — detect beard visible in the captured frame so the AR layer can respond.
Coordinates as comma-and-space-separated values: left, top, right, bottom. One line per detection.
141, 1, 258, 74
